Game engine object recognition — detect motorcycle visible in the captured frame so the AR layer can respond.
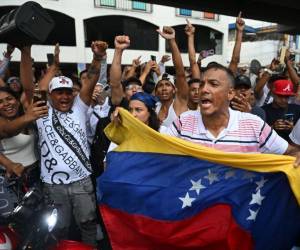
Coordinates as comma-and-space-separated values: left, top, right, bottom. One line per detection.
0, 177, 96, 250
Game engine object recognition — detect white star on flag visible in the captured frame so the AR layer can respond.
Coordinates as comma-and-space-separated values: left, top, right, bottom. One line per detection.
246, 208, 259, 221
249, 189, 265, 205
204, 169, 219, 184
179, 192, 196, 209
255, 177, 268, 191
189, 179, 206, 195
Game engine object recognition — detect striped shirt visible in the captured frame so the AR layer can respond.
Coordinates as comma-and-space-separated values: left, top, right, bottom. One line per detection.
165, 109, 288, 154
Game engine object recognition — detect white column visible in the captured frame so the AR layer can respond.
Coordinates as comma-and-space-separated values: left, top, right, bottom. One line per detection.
74, 17, 86, 64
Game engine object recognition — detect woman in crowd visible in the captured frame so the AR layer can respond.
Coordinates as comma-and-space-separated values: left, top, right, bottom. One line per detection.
0, 47, 48, 191
0, 85, 48, 215
0, 86, 47, 177
106, 92, 160, 158
113, 91, 160, 131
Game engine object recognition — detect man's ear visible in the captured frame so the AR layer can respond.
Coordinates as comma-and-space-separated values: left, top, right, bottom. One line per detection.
173, 87, 177, 95
228, 87, 235, 101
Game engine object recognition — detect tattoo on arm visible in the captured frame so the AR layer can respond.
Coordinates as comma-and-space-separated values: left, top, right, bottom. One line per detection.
87, 65, 99, 80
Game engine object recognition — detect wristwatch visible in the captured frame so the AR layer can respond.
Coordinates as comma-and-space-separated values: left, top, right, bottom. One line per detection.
263, 68, 273, 75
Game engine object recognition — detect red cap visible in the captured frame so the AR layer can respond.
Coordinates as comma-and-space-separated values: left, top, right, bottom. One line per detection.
273, 79, 295, 96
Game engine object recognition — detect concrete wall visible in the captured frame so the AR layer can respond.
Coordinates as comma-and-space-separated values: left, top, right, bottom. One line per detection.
227, 39, 283, 66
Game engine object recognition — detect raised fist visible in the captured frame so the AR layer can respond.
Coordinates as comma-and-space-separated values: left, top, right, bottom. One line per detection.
92, 41, 108, 58
114, 35, 130, 50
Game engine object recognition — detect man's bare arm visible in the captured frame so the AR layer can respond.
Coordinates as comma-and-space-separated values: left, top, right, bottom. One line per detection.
185, 19, 200, 79
284, 144, 300, 167
110, 36, 130, 105
157, 26, 189, 115
228, 12, 244, 76
80, 41, 107, 106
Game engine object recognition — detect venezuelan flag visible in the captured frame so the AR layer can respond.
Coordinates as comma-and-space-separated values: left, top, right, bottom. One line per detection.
97, 108, 300, 250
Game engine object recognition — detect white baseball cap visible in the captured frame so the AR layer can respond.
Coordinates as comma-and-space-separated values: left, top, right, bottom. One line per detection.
156, 73, 175, 88
49, 76, 73, 93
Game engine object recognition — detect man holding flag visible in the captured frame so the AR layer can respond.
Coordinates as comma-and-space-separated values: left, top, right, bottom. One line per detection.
97, 53, 300, 250
166, 63, 300, 164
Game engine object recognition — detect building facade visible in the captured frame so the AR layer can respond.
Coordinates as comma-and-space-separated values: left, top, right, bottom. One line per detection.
0, 0, 229, 67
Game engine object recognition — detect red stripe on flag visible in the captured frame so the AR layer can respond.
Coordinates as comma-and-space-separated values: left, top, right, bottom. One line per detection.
99, 204, 253, 250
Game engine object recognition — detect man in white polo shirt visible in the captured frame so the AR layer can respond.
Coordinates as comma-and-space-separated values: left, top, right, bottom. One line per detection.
166, 63, 300, 166
31, 42, 107, 246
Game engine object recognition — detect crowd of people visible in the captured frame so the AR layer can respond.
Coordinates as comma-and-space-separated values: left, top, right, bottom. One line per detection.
0, 12, 300, 248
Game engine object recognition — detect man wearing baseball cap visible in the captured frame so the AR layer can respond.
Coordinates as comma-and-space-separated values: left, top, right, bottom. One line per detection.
7, 76, 22, 97
122, 76, 143, 104
262, 79, 300, 141
20, 42, 107, 247
231, 75, 266, 120
48, 75, 74, 111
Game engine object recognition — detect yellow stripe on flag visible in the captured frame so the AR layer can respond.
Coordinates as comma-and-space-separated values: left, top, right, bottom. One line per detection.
104, 108, 300, 204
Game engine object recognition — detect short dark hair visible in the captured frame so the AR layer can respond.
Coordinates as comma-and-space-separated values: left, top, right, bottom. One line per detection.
0, 86, 19, 100
187, 78, 201, 86
204, 63, 235, 87
70, 76, 82, 88
79, 69, 88, 79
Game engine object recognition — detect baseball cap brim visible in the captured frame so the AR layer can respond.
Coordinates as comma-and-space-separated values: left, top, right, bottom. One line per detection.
273, 91, 295, 96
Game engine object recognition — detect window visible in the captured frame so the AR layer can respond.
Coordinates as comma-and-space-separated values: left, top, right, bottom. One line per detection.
179, 8, 192, 16
166, 24, 223, 55
84, 16, 159, 50
132, 1, 146, 11
100, 0, 116, 7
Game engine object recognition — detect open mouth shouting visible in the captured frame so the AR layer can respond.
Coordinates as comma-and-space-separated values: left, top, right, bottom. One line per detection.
200, 97, 213, 109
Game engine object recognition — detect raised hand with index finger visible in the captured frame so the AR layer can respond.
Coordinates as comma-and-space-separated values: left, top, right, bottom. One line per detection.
157, 26, 175, 40
184, 18, 195, 36
236, 11, 245, 32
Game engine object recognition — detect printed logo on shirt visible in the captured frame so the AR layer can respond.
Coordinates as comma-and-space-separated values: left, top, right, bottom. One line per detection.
38, 107, 91, 184
51, 171, 70, 184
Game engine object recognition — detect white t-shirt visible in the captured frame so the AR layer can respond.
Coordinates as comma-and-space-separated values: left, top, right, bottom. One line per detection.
88, 97, 111, 139
256, 85, 273, 107
155, 101, 177, 127
36, 95, 92, 184
290, 119, 300, 145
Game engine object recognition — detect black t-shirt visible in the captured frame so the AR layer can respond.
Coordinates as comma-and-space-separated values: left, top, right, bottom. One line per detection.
251, 106, 266, 121
108, 97, 129, 114
90, 97, 129, 177
262, 103, 300, 141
